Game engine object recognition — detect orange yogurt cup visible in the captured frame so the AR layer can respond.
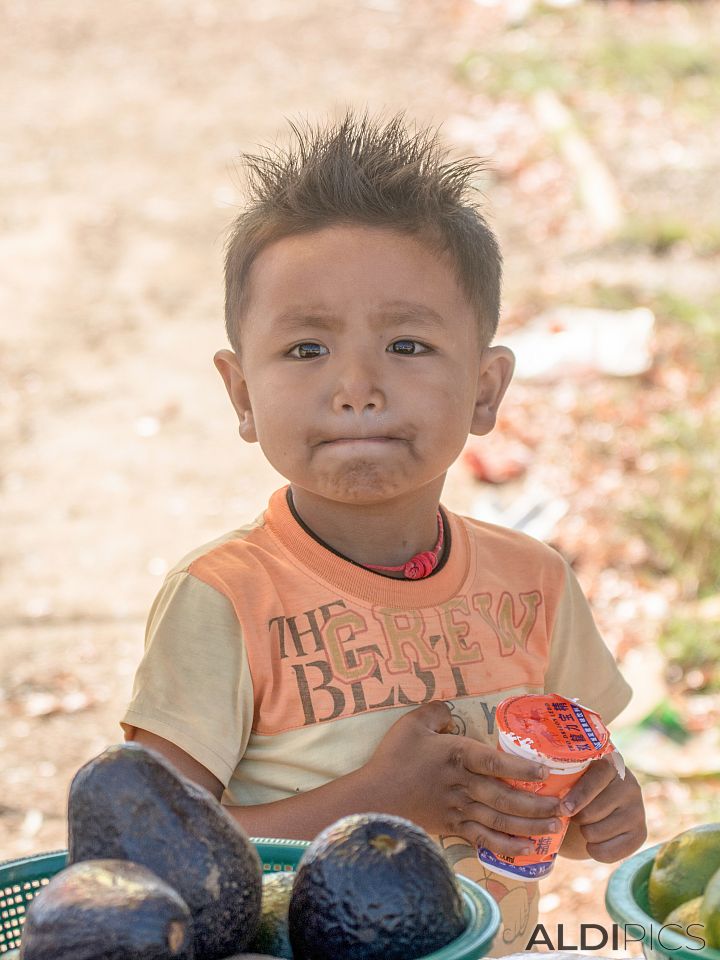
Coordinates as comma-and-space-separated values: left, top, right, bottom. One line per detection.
477, 693, 617, 882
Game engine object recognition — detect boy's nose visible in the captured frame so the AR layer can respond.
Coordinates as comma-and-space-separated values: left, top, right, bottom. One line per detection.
331, 356, 386, 414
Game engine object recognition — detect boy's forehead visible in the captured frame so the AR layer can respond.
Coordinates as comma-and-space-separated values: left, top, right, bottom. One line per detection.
244, 224, 473, 321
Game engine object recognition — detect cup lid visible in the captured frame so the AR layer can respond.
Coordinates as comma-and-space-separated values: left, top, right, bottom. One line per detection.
496, 694, 613, 763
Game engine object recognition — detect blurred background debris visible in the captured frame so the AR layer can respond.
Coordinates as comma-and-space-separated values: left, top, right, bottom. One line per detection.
502, 306, 656, 380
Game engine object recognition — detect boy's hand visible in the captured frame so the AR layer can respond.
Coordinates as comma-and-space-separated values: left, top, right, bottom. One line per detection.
364, 700, 564, 856
561, 756, 647, 862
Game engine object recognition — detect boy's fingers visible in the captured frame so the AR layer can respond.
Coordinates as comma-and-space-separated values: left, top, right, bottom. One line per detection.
457, 820, 540, 859
461, 800, 561, 840
578, 777, 645, 832
463, 739, 547, 783
467, 778, 562, 818
561, 757, 617, 816
578, 808, 630, 845
585, 831, 642, 864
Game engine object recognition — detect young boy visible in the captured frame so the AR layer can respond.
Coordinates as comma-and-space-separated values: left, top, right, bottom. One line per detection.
121, 110, 646, 954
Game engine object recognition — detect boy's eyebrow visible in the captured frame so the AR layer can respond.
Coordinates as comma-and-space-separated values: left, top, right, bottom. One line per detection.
272, 300, 445, 332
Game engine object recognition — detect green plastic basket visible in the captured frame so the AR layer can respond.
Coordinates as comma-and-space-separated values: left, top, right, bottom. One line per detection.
606, 842, 720, 960
0, 840, 500, 958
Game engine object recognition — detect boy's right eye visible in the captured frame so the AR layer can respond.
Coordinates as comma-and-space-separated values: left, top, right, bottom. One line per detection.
287, 342, 329, 359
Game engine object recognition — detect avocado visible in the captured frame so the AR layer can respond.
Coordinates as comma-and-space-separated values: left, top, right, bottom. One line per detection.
288, 813, 465, 960
68, 743, 263, 960
248, 872, 294, 959
18, 859, 193, 960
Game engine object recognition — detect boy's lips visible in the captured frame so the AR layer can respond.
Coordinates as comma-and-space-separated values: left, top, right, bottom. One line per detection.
320, 436, 401, 445
316, 430, 407, 447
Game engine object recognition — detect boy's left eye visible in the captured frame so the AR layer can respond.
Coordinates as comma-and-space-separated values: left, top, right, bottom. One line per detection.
388, 339, 429, 355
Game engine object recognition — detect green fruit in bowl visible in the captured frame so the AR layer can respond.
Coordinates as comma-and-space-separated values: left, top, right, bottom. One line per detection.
700, 865, 720, 949
249, 871, 294, 959
648, 823, 720, 922
665, 896, 703, 933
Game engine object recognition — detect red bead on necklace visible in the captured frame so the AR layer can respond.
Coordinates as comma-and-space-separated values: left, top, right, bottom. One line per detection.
362, 511, 444, 580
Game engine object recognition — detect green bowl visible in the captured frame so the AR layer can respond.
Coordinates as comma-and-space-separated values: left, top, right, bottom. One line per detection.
0, 840, 500, 959
606, 843, 720, 960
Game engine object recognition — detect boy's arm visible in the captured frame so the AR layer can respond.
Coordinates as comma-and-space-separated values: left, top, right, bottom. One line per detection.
128, 728, 226, 801
131, 725, 645, 861
129, 702, 567, 851
128, 728, 383, 839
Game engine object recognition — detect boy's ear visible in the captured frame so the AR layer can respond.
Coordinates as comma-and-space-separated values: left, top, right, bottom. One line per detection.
213, 349, 258, 443
470, 345, 515, 436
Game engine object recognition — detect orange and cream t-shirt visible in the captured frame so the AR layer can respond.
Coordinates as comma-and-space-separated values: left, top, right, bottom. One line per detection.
122, 485, 631, 955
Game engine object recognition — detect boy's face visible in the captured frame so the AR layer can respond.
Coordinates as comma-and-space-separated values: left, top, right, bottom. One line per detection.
216, 224, 513, 506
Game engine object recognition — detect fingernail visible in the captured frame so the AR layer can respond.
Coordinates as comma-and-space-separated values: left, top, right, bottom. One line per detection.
522, 845, 533, 855
549, 820, 560, 832
535, 765, 548, 779
562, 800, 575, 814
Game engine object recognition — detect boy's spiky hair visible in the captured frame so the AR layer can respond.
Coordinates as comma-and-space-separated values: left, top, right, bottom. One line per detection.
224, 109, 502, 351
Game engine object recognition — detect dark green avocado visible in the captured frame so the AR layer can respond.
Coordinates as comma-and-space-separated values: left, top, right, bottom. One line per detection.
288, 813, 465, 960
248, 871, 294, 959
68, 743, 262, 960
18, 859, 193, 960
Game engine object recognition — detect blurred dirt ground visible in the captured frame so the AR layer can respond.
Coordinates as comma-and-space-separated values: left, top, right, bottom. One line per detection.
2, 0, 720, 954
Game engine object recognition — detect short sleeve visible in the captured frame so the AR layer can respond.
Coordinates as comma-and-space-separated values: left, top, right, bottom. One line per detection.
120, 571, 254, 786
544, 560, 632, 725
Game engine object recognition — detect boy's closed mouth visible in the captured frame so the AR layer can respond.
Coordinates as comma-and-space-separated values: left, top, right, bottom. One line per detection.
320, 436, 402, 445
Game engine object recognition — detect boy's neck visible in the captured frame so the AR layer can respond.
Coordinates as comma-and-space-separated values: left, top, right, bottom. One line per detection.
288, 481, 446, 571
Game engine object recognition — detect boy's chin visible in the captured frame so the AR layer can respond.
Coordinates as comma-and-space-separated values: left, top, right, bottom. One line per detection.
294, 469, 422, 506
